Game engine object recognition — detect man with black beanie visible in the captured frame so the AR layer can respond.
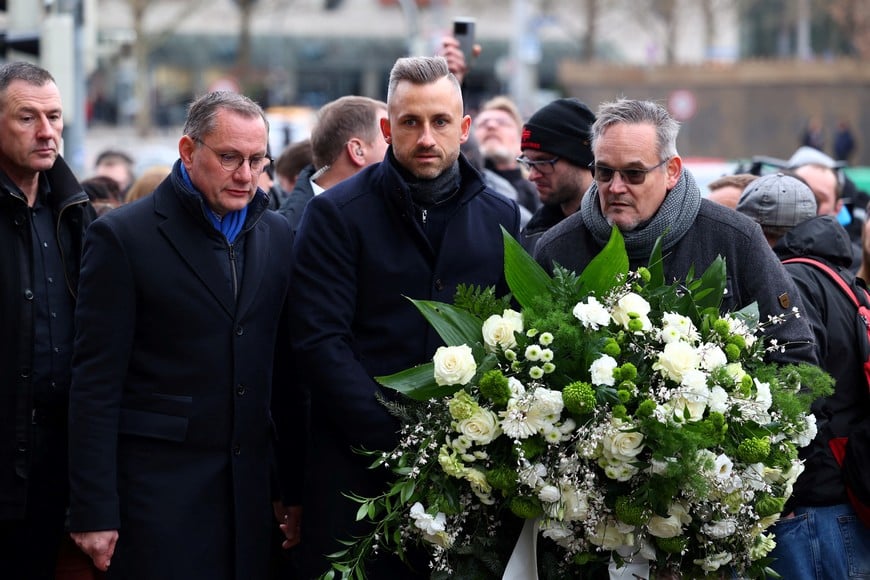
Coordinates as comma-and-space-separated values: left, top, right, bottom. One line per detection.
518, 97, 596, 253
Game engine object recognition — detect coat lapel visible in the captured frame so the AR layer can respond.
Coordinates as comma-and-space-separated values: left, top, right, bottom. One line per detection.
155, 188, 235, 317
236, 219, 270, 318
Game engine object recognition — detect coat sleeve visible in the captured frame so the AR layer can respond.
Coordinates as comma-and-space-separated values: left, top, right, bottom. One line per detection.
286, 195, 399, 453
68, 218, 137, 532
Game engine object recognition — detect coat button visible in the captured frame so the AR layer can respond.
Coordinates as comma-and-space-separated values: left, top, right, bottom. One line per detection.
232, 444, 241, 456
236, 384, 246, 396
24, 289, 34, 300
235, 326, 244, 336
434, 279, 444, 291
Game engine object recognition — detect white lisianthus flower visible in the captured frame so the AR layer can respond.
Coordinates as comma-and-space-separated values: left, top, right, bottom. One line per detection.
702, 519, 737, 539
754, 378, 773, 412
671, 370, 710, 422
611, 292, 652, 333
590, 354, 618, 386
433, 345, 476, 386
508, 377, 526, 397
654, 340, 701, 383
538, 485, 561, 503
794, 413, 818, 447
409, 502, 452, 548
541, 522, 573, 543
698, 343, 728, 371
457, 408, 502, 445
572, 296, 611, 330
713, 453, 734, 480
695, 552, 732, 572
481, 309, 523, 352
750, 533, 777, 560
708, 385, 729, 414
518, 461, 547, 488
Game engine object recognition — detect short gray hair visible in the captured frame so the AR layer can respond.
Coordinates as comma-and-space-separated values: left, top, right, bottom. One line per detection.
592, 98, 680, 161
311, 95, 386, 169
386, 56, 461, 106
183, 91, 269, 141
0, 62, 55, 109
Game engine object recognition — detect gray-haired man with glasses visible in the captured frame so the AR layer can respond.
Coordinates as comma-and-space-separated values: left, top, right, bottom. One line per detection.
68, 91, 298, 579
517, 97, 597, 253
535, 98, 818, 370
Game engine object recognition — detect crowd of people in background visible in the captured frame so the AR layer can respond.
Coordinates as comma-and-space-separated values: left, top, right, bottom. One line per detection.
1, 27, 869, 580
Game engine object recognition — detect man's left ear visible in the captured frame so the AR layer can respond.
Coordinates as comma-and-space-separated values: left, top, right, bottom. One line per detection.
666, 156, 683, 188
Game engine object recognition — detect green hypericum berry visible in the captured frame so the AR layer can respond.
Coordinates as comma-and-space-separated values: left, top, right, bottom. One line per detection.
755, 495, 786, 518
656, 536, 687, 554
562, 381, 596, 415
737, 437, 771, 463
614, 496, 648, 526
509, 496, 543, 519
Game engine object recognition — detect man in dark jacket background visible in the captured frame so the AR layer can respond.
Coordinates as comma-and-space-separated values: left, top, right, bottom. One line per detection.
68, 91, 296, 579
286, 55, 520, 578
278, 95, 387, 232
518, 98, 596, 254
0, 61, 91, 579
736, 172, 870, 579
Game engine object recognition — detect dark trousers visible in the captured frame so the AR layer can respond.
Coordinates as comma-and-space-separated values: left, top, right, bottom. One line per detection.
0, 420, 69, 579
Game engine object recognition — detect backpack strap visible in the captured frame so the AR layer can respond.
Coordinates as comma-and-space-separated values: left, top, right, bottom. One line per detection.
783, 256, 870, 395
782, 256, 869, 309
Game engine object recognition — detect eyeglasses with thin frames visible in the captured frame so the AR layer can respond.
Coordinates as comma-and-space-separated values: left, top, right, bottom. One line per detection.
516, 155, 560, 175
195, 138, 273, 174
589, 158, 670, 185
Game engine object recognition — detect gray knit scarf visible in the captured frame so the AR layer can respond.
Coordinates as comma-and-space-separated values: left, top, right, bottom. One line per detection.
580, 168, 702, 260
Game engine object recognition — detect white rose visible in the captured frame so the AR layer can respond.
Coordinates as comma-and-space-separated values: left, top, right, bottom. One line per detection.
603, 429, 645, 462
588, 519, 629, 550
654, 340, 701, 383
563, 489, 590, 521
433, 345, 477, 386
702, 519, 737, 539
611, 292, 652, 332
457, 408, 502, 445
647, 513, 683, 538
573, 296, 612, 330
481, 309, 523, 352
590, 355, 618, 386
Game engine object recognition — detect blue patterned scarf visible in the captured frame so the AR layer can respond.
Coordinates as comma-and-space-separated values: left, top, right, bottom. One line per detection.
180, 164, 248, 243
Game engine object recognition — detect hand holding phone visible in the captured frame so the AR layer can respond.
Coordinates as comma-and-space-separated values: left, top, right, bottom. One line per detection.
453, 17, 476, 69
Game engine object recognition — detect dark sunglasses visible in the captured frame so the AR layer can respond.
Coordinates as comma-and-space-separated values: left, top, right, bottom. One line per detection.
589, 158, 670, 185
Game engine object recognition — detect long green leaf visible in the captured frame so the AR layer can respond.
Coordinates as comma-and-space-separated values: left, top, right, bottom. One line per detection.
376, 362, 461, 401
693, 256, 727, 311
577, 226, 629, 296
502, 226, 551, 309
409, 299, 483, 347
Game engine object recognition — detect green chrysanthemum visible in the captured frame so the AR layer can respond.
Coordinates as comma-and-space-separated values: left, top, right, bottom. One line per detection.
615, 496, 648, 527
656, 536, 687, 554
478, 369, 511, 406
737, 437, 771, 463
602, 338, 621, 358
486, 466, 518, 494
756, 495, 786, 518
509, 496, 543, 519
563, 381, 596, 415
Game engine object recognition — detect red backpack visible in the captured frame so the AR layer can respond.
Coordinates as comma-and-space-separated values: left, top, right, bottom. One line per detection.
783, 256, 870, 527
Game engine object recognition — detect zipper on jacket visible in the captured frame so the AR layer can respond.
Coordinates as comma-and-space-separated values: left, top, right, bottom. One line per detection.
228, 243, 239, 299
421, 208, 428, 224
